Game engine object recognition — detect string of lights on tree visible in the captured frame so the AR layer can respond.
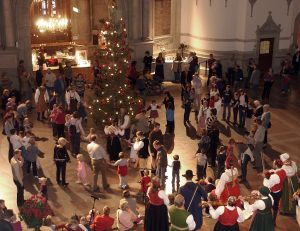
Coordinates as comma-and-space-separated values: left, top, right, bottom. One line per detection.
90, 16, 143, 126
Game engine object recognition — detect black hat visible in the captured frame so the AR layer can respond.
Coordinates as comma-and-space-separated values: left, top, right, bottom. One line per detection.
182, 170, 195, 179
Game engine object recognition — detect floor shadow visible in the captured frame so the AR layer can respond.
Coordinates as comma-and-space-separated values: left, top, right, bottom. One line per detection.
218, 122, 232, 137
185, 123, 198, 140
164, 133, 175, 154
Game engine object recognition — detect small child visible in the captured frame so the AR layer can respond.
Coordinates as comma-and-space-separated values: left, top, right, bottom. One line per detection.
147, 100, 160, 122
84, 127, 96, 143
140, 169, 151, 194
26, 137, 41, 178
203, 177, 216, 217
23, 117, 33, 134
281, 74, 290, 94
225, 138, 236, 167
129, 136, 138, 165
195, 151, 207, 180
76, 154, 89, 186
38, 177, 48, 200
169, 155, 181, 192
49, 104, 58, 138
216, 146, 227, 179
113, 152, 129, 189
238, 144, 254, 183
166, 102, 175, 134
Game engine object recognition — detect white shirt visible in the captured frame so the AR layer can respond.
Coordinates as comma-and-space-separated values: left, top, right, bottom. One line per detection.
10, 134, 23, 150
11, 157, 24, 185
214, 99, 222, 115
263, 172, 280, 192
241, 147, 254, 162
209, 205, 245, 223
65, 117, 85, 136
281, 161, 297, 177
87, 141, 107, 160
116, 209, 136, 231
65, 91, 81, 106
254, 125, 265, 143
215, 168, 238, 198
239, 94, 246, 107
23, 136, 31, 149
133, 139, 144, 151
34, 88, 49, 104
244, 195, 274, 212
45, 72, 56, 87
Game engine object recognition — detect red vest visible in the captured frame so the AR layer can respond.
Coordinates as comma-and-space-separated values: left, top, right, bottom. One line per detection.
218, 207, 239, 226
148, 190, 164, 206
270, 169, 286, 193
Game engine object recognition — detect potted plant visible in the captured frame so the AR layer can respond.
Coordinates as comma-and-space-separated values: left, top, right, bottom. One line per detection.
20, 195, 52, 231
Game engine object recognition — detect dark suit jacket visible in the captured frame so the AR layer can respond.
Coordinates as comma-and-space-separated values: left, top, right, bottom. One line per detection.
179, 181, 207, 230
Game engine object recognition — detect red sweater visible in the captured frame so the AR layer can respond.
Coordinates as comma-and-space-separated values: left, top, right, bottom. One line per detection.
90, 215, 114, 231
55, 111, 65, 125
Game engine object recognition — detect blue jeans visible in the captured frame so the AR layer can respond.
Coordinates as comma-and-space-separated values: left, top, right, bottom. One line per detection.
222, 103, 231, 120
238, 105, 246, 127
156, 166, 167, 189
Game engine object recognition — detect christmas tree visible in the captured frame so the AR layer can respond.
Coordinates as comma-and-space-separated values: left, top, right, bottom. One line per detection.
90, 17, 143, 127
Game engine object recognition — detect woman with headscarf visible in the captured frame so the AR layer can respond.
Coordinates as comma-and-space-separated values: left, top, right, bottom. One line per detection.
280, 153, 299, 215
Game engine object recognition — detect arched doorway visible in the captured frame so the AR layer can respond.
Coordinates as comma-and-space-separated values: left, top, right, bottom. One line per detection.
256, 12, 281, 72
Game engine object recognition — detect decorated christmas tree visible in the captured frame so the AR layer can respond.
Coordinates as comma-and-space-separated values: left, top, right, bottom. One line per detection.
90, 17, 142, 126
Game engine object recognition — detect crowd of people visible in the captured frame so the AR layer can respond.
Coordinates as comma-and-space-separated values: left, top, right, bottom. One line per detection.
0, 48, 300, 231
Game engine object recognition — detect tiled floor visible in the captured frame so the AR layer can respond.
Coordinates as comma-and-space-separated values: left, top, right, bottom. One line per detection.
1, 75, 300, 230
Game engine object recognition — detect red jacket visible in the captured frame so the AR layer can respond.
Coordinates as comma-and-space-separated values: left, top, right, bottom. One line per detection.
90, 214, 114, 231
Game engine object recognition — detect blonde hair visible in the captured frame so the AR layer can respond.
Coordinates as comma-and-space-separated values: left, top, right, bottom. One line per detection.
58, 137, 67, 146
76, 154, 84, 162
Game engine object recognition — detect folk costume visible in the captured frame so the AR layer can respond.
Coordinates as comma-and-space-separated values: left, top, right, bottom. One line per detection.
244, 186, 274, 231
65, 89, 80, 114
280, 153, 299, 215
144, 182, 169, 231
104, 125, 124, 161
215, 167, 241, 206
209, 197, 245, 231
169, 204, 196, 231
263, 161, 286, 224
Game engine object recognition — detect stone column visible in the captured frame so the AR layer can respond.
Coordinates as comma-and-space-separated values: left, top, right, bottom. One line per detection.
130, 0, 142, 41
2, 0, 16, 47
142, 0, 153, 41
77, 0, 91, 43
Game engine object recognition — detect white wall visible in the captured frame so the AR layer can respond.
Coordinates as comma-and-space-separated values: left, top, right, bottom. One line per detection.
180, 0, 299, 53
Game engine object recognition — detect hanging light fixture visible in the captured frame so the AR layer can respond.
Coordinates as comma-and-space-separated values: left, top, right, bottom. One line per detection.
36, 16, 68, 33
35, 0, 69, 33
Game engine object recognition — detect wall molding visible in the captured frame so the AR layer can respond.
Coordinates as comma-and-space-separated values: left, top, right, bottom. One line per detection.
180, 33, 290, 43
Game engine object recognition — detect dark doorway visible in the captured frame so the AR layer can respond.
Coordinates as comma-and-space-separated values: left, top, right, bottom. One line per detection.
258, 38, 274, 72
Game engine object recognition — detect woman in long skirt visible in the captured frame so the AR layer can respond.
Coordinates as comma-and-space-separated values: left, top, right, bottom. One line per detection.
144, 176, 169, 231
104, 123, 123, 162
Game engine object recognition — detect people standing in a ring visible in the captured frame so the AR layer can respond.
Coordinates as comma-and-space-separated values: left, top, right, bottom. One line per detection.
65, 86, 80, 114
65, 111, 85, 156
53, 137, 70, 187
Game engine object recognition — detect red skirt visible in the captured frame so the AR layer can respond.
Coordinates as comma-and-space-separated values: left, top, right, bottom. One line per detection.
219, 179, 241, 207
150, 110, 159, 119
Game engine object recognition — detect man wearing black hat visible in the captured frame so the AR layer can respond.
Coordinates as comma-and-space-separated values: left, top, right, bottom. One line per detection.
179, 170, 207, 230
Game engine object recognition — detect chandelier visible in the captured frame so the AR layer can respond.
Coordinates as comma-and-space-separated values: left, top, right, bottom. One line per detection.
36, 16, 68, 33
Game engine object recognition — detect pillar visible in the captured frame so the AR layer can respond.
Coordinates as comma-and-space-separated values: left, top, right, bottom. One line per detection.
130, 0, 142, 41
2, 0, 16, 47
142, 0, 153, 41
